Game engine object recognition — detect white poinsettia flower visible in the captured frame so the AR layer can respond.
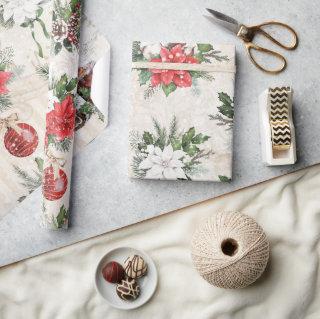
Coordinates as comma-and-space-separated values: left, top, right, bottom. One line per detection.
2, 0, 42, 25
139, 144, 187, 180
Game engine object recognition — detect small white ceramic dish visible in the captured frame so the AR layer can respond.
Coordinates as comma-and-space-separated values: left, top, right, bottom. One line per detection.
95, 247, 158, 310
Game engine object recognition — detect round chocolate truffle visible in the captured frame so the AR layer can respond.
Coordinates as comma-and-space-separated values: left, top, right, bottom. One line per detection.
116, 278, 140, 301
124, 254, 148, 279
102, 261, 125, 284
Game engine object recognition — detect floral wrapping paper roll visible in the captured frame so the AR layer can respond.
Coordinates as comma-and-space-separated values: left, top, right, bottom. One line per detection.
129, 42, 236, 182
42, 0, 82, 229
0, 0, 109, 222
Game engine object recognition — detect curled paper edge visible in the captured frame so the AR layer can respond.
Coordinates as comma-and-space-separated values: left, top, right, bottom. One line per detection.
90, 46, 110, 126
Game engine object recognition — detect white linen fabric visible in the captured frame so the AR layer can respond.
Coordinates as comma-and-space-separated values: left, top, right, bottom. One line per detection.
0, 165, 320, 318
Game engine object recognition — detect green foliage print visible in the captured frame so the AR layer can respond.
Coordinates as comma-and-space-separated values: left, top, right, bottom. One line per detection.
0, 45, 23, 112
218, 175, 231, 182
46, 73, 77, 152
130, 116, 213, 180
52, 73, 77, 101
14, 157, 43, 202
132, 42, 228, 99
52, 0, 82, 55
20, 6, 50, 58
209, 92, 234, 130
53, 205, 69, 229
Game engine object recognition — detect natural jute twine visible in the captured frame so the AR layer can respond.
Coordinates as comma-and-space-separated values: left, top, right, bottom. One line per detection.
191, 211, 269, 289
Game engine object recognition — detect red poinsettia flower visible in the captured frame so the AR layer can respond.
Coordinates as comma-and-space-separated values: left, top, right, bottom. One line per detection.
0, 71, 12, 94
160, 44, 186, 63
46, 95, 76, 141
150, 57, 176, 87
185, 56, 200, 64
148, 45, 200, 88
173, 70, 192, 87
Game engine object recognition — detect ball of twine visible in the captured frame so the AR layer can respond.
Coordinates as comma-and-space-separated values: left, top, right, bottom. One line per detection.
191, 211, 269, 289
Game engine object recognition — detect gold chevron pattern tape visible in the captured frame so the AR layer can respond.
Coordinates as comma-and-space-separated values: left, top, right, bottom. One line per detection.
269, 87, 291, 151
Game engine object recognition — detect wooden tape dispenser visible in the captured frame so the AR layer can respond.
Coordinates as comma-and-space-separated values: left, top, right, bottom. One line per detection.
259, 86, 296, 166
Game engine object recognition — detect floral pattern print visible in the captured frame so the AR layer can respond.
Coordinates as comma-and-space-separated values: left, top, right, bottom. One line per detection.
42, 0, 82, 229
1, 0, 42, 25
130, 42, 235, 182
0, 0, 109, 220
132, 41, 229, 98
130, 116, 212, 180
0, 71, 11, 94
209, 92, 234, 130
46, 94, 76, 141
0, 45, 15, 111
52, 0, 81, 54
139, 144, 187, 179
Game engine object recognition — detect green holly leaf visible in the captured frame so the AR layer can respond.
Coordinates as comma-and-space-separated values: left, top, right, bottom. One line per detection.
218, 175, 231, 182
162, 83, 176, 97
182, 127, 195, 146
138, 70, 151, 86
54, 74, 68, 100
197, 43, 213, 52
219, 92, 233, 106
143, 131, 154, 145
170, 138, 182, 151
66, 78, 77, 92
218, 92, 234, 119
35, 157, 44, 172
79, 102, 94, 115
54, 42, 62, 55
194, 52, 204, 63
78, 86, 91, 100
184, 144, 200, 157
63, 38, 73, 52
55, 205, 69, 228
192, 133, 210, 144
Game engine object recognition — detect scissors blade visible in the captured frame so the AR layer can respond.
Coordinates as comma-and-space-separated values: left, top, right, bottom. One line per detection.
205, 8, 241, 35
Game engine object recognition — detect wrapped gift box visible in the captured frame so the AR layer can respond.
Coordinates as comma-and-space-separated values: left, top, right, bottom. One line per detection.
129, 42, 236, 182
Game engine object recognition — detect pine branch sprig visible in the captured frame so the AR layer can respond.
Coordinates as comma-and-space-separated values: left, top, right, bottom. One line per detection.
131, 154, 146, 178
0, 94, 12, 112
13, 165, 42, 192
132, 41, 145, 62
169, 115, 178, 140
35, 63, 49, 80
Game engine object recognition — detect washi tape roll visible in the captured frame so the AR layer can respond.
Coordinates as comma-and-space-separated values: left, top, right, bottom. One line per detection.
269, 87, 291, 151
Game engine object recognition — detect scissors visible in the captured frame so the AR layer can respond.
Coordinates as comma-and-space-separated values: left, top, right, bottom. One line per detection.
205, 9, 298, 74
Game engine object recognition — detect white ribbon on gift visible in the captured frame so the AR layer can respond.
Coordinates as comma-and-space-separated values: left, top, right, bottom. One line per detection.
132, 61, 236, 73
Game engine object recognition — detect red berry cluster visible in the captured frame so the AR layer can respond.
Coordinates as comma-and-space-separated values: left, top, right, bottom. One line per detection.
67, 9, 81, 46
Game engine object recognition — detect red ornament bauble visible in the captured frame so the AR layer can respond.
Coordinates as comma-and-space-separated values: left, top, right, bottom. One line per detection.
4, 123, 38, 157
43, 166, 68, 201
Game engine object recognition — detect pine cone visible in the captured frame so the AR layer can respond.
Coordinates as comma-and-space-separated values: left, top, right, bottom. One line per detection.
67, 12, 80, 46
52, 20, 67, 41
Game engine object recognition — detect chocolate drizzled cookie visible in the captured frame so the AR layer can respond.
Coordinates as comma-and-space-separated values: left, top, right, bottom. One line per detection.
116, 278, 140, 301
124, 254, 148, 279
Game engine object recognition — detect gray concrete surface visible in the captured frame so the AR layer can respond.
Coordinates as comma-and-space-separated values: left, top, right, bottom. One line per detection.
1, 0, 319, 266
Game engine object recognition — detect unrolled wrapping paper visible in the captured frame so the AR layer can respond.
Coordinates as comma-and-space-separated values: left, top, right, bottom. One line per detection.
129, 42, 236, 182
0, 1, 110, 222
41, 0, 82, 229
